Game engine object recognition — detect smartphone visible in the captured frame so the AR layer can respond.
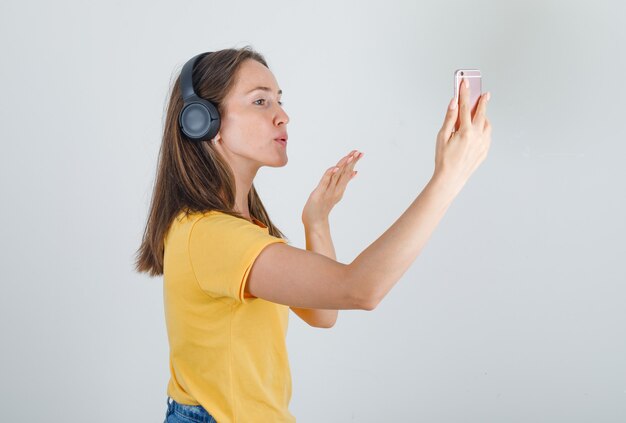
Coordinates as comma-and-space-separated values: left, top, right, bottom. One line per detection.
454, 69, 482, 131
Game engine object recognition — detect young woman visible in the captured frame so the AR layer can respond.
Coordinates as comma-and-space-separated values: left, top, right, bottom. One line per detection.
135, 46, 491, 423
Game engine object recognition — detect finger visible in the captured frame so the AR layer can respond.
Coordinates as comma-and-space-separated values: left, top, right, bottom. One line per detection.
472, 91, 490, 129
332, 151, 362, 188
483, 119, 492, 152
484, 117, 492, 136
322, 166, 339, 190
330, 158, 351, 188
326, 150, 358, 186
440, 96, 459, 141
459, 77, 471, 130
335, 150, 358, 166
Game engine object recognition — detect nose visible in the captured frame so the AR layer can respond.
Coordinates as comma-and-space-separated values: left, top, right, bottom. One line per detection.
274, 104, 289, 126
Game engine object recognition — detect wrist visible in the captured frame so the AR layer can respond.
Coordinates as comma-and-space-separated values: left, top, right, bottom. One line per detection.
303, 218, 330, 234
429, 171, 462, 204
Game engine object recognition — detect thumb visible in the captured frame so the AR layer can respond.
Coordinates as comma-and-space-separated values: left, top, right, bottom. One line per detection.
319, 166, 338, 189
440, 97, 459, 141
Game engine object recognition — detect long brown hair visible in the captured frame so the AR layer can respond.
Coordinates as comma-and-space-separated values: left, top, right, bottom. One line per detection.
135, 46, 289, 277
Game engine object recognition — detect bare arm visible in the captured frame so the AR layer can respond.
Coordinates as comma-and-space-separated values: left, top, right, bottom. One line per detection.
246, 174, 459, 311
290, 220, 339, 328
346, 174, 458, 309
348, 80, 492, 309
247, 79, 491, 311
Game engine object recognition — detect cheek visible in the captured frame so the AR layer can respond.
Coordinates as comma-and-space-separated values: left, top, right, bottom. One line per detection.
223, 113, 269, 144
220, 118, 270, 156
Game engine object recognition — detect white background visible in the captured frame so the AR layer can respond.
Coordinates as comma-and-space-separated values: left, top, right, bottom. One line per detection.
1, 0, 625, 421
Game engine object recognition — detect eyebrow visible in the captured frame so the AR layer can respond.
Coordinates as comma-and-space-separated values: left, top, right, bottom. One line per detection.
246, 86, 282, 95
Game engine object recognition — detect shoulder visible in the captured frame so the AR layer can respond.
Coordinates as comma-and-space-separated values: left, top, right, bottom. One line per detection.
194, 210, 254, 229
173, 209, 244, 227
191, 210, 280, 240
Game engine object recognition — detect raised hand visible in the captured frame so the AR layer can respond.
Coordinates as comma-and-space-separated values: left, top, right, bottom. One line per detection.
434, 77, 492, 194
301, 150, 363, 227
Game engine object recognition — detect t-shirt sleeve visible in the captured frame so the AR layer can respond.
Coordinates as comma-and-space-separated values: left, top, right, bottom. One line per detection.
188, 214, 287, 304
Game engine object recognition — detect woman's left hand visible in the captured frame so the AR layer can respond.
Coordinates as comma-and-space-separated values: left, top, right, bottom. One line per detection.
301, 149, 363, 228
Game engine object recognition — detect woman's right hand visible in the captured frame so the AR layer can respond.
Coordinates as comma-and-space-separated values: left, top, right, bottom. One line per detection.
433, 77, 492, 196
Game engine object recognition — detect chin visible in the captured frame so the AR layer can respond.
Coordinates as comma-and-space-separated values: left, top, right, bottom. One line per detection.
276, 156, 289, 167
267, 155, 288, 168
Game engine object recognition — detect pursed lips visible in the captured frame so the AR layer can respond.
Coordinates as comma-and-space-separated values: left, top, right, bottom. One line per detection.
274, 133, 288, 146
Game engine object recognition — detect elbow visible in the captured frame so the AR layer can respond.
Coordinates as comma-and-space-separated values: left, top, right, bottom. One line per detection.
317, 322, 335, 329
360, 291, 381, 311
313, 319, 336, 329
345, 265, 381, 311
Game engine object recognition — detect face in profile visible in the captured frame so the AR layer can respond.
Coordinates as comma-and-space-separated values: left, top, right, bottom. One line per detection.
215, 59, 290, 168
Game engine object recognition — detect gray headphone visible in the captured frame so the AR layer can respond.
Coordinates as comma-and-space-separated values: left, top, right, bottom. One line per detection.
178, 52, 221, 142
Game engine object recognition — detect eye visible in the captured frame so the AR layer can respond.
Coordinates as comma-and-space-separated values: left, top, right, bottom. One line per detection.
254, 99, 284, 106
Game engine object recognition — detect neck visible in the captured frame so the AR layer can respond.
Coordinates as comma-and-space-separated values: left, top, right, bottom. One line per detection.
214, 142, 258, 221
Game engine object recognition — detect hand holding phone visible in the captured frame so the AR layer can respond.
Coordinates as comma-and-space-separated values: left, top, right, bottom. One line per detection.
432, 69, 492, 196
453, 69, 482, 132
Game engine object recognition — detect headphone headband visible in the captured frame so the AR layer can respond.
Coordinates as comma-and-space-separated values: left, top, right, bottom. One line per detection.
180, 52, 210, 102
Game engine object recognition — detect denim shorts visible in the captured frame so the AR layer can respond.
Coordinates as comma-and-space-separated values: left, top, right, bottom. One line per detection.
164, 396, 217, 423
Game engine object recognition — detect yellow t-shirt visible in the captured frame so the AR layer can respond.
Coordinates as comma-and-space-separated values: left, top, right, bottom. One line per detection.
163, 210, 295, 423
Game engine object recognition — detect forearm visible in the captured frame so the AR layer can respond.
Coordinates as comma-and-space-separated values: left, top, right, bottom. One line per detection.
349, 173, 459, 307
302, 220, 339, 326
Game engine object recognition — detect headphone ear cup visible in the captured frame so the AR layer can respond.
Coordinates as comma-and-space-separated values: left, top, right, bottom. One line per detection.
179, 99, 221, 142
